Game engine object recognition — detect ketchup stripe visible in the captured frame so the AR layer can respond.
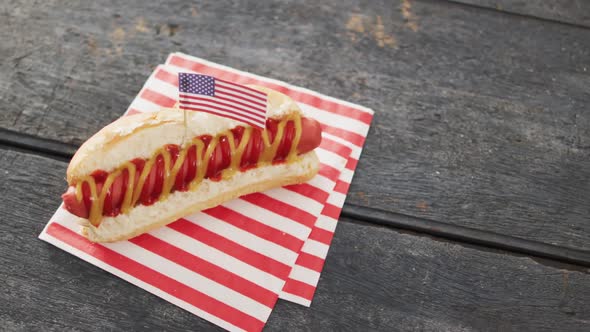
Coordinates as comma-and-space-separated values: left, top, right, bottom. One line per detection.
130, 234, 277, 308
167, 55, 373, 124
240, 193, 317, 228
204, 206, 303, 253
46, 223, 265, 332
168, 219, 292, 280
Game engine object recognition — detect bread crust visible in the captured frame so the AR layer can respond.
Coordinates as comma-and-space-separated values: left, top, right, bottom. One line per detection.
67, 112, 175, 183
68, 85, 318, 242
80, 151, 319, 242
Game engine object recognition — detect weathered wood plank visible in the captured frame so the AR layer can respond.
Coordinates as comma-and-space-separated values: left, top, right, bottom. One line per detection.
1, 148, 589, 331
343, 204, 590, 267
271, 220, 590, 332
452, 0, 590, 27
1, 0, 589, 249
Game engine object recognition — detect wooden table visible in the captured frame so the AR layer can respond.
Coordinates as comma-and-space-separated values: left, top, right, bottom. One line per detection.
2, 0, 589, 330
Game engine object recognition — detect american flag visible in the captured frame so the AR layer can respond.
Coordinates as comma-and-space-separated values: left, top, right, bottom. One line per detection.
178, 73, 268, 128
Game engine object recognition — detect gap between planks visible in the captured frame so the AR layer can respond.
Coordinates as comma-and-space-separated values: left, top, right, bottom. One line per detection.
2, 127, 590, 268
342, 205, 590, 268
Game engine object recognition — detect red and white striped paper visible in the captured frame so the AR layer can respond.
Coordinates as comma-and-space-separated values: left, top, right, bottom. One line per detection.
39, 53, 373, 331
164, 53, 373, 306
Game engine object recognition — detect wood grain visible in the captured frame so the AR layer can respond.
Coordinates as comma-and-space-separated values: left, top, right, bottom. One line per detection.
1, 0, 589, 249
1, 148, 590, 331
453, 0, 590, 27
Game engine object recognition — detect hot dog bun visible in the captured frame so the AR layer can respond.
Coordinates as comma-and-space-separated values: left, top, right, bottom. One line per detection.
81, 152, 318, 242
65, 85, 321, 242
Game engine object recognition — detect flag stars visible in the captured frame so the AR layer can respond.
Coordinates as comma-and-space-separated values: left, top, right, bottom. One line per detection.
179, 73, 215, 96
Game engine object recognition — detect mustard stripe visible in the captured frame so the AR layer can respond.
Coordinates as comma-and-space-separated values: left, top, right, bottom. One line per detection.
75, 115, 302, 227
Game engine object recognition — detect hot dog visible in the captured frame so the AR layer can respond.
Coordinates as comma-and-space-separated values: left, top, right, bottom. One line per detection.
61, 85, 322, 242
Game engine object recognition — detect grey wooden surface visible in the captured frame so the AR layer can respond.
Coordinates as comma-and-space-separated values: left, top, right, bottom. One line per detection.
454, 0, 590, 27
2, 0, 590, 330
1, 0, 589, 250
2, 148, 589, 332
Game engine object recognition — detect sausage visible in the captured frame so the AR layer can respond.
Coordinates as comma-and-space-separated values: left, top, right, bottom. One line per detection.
297, 117, 322, 154
62, 186, 88, 218
62, 117, 322, 219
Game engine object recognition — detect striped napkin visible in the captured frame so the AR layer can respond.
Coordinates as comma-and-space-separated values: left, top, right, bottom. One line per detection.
39, 53, 373, 331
